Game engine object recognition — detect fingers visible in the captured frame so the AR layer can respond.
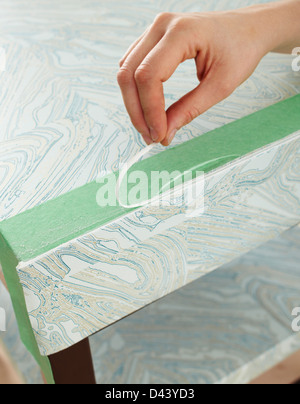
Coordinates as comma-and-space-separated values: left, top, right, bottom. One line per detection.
118, 11, 261, 148
118, 25, 194, 144
119, 13, 173, 67
119, 31, 147, 68
118, 13, 233, 147
134, 31, 192, 144
117, 25, 166, 144
118, 13, 179, 145
163, 69, 234, 146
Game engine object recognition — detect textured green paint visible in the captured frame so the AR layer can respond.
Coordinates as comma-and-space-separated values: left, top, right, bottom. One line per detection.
0, 234, 54, 383
1, 95, 300, 263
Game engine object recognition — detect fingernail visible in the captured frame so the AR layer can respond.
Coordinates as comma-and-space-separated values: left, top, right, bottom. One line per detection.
166, 129, 177, 146
150, 128, 159, 142
142, 135, 153, 145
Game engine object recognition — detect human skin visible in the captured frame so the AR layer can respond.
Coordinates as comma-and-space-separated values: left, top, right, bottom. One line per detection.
117, 0, 300, 146
0, 342, 24, 384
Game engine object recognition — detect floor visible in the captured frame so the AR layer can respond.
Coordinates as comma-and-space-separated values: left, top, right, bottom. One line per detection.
251, 350, 300, 384
1, 225, 300, 384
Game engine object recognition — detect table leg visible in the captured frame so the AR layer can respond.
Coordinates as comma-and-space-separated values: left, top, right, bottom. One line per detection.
48, 338, 96, 384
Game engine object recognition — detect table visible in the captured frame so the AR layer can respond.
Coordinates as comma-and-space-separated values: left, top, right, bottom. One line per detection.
0, 0, 300, 384
2, 225, 300, 384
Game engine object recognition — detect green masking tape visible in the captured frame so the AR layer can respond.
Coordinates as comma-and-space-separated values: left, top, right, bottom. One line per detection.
1, 95, 300, 263
0, 234, 54, 384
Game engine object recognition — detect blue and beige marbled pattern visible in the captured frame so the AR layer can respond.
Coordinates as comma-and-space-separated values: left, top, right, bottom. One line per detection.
0, 0, 300, 357
2, 226, 300, 384
0, 0, 299, 220
17, 133, 300, 355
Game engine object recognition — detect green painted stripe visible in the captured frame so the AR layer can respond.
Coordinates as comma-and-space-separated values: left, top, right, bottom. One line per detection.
1, 95, 300, 263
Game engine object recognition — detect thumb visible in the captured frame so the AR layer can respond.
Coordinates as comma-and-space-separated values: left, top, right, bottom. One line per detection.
163, 75, 233, 146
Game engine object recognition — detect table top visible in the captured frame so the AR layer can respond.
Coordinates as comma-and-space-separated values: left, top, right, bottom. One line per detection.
0, 0, 300, 369
0, 0, 299, 221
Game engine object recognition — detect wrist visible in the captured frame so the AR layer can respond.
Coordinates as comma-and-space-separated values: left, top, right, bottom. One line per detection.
242, 1, 300, 55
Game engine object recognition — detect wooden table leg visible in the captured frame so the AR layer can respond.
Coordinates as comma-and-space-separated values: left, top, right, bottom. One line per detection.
48, 338, 96, 384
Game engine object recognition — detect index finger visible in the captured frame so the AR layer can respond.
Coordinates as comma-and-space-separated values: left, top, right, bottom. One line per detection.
134, 31, 195, 144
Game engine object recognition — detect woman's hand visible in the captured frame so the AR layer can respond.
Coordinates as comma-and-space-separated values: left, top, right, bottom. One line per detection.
117, 2, 300, 146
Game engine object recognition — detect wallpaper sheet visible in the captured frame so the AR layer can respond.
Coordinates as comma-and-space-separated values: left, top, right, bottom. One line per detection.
0, 0, 299, 357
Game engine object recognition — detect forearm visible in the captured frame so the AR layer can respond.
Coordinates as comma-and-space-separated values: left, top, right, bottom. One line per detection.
241, 0, 300, 54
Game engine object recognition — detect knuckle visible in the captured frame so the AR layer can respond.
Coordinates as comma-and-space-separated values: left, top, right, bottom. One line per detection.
183, 106, 201, 125
117, 67, 133, 86
169, 16, 189, 32
134, 64, 154, 85
154, 12, 174, 26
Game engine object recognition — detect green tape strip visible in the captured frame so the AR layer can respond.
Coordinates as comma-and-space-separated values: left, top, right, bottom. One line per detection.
0, 95, 299, 372
0, 234, 54, 383
1, 95, 300, 263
